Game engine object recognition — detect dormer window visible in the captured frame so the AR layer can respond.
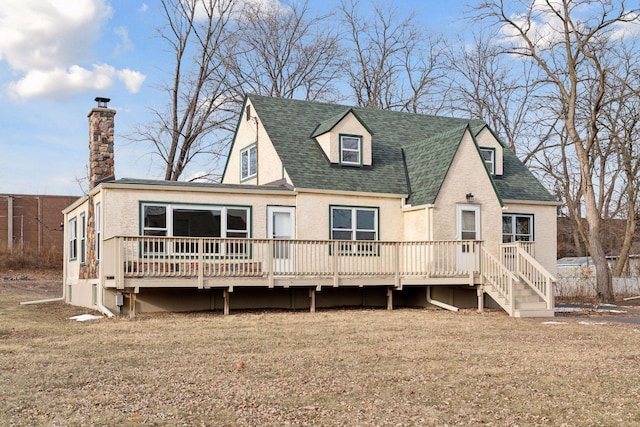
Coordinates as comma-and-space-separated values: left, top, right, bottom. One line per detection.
340, 134, 362, 166
480, 148, 495, 175
240, 144, 257, 181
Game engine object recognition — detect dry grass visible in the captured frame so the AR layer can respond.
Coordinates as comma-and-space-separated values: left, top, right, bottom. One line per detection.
2, 280, 640, 426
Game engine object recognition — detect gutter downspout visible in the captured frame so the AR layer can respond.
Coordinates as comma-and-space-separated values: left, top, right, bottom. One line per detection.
426, 286, 459, 312
96, 276, 115, 317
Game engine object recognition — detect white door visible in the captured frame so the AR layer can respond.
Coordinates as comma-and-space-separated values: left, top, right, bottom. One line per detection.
267, 206, 295, 273
456, 205, 480, 272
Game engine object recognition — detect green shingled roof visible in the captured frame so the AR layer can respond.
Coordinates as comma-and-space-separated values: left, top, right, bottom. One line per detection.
244, 94, 555, 203
402, 125, 468, 206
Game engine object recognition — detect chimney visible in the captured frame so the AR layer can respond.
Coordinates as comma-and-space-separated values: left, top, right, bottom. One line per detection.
88, 97, 116, 189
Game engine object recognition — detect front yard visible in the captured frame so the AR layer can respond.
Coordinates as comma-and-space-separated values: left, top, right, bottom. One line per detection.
1, 277, 640, 426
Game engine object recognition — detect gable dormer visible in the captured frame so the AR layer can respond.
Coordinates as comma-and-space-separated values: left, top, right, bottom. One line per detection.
311, 109, 373, 167
474, 126, 504, 176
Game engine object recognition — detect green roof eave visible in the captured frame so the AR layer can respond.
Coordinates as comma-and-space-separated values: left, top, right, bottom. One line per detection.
310, 108, 374, 138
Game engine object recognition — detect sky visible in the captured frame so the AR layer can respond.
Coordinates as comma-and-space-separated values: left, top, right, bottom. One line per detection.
0, 0, 469, 196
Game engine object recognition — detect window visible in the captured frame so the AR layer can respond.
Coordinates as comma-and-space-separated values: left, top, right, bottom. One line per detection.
141, 204, 251, 256
95, 203, 101, 262
80, 213, 86, 264
330, 206, 378, 254
240, 144, 257, 180
502, 214, 533, 243
340, 135, 362, 166
68, 217, 77, 260
480, 148, 495, 174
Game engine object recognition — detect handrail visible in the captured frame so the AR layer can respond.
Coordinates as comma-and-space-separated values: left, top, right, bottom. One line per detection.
480, 247, 518, 316
515, 247, 556, 310
102, 236, 483, 285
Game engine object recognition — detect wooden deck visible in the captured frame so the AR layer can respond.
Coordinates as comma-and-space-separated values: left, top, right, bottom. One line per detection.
101, 237, 553, 317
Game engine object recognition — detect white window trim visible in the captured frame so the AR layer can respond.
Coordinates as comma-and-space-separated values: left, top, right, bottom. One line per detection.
68, 217, 77, 260
95, 202, 101, 262
339, 135, 362, 166
240, 144, 257, 181
456, 204, 481, 240
79, 213, 86, 264
141, 203, 251, 256
330, 206, 378, 254
502, 213, 534, 242
480, 147, 495, 175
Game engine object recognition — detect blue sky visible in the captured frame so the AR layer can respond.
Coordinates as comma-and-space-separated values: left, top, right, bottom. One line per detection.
0, 0, 469, 196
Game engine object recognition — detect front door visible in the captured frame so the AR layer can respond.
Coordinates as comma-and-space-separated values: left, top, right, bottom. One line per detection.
267, 206, 295, 273
456, 205, 480, 272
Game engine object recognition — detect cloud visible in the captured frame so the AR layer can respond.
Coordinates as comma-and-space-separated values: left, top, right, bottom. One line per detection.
8, 64, 116, 100
113, 26, 134, 57
139, 3, 149, 13
0, 0, 146, 100
0, 0, 111, 71
117, 69, 146, 93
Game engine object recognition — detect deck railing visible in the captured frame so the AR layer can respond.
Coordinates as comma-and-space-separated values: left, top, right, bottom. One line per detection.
102, 236, 481, 286
480, 247, 519, 316
500, 241, 555, 310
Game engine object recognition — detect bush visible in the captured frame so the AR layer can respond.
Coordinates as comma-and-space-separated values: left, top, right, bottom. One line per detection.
0, 244, 62, 271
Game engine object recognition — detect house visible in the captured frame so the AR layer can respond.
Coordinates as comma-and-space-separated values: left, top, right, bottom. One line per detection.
63, 95, 558, 318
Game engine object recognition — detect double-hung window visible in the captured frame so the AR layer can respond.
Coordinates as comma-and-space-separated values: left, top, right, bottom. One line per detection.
79, 213, 86, 264
142, 204, 250, 256
502, 214, 533, 243
340, 135, 362, 166
68, 217, 77, 260
95, 202, 101, 262
330, 206, 378, 254
480, 148, 495, 175
240, 144, 257, 180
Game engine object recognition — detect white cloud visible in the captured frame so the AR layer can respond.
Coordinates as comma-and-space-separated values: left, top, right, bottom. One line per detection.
113, 26, 134, 57
0, 0, 111, 71
117, 69, 146, 93
8, 64, 116, 100
139, 3, 149, 13
0, 0, 146, 100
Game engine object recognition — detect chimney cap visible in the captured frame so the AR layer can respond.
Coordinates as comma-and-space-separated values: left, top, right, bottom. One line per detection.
95, 97, 111, 108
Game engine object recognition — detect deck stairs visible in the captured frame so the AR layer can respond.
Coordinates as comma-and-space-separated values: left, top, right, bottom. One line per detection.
480, 246, 555, 318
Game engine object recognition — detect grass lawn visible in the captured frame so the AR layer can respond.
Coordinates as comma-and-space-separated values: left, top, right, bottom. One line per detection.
2, 278, 640, 426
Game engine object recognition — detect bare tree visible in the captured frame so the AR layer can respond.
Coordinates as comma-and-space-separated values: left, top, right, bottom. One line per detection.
443, 32, 540, 154
338, 0, 446, 113
222, 1, 343, 103
473, 0, 640, 301
132, 0, 237, 182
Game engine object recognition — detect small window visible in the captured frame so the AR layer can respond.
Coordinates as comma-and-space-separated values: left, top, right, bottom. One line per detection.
340, 135, 362, 166
240, 144, 257, 180
480, 148, 495, 174
330, 206, 378, 254
95, 203, 101, 262
80, 213, 86, 264
502, 214, 533, 243
68, 217, 77, 260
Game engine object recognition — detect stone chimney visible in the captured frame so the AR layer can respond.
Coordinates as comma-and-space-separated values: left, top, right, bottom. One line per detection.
88, 97, 116, 189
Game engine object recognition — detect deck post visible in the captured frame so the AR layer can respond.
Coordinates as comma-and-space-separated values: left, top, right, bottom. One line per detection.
129, 291, 136, 320
332, 241, 339, 287
394, 243, 400, 289
116, 237, 124, 290
197, 238, 204, 289
268, 240, 274, 288
223, 288, 230, 315
477, 285, 484, 313
386, 287, 393, 310
309, 288, 316, 313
